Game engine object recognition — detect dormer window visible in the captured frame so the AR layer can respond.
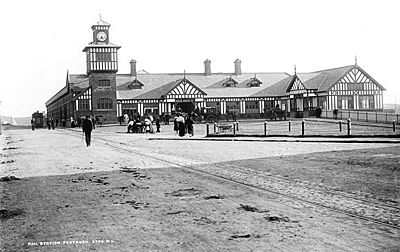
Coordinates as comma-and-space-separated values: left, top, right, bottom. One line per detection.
247, 77, 262, 87
223, 77, 238, 87
128, 79, 144, 89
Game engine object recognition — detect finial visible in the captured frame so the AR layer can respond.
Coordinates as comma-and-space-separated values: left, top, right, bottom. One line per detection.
183, 69, 186, 80
355, 55, 357, 67
294, 64, 297, 75
99, 11, 103, 21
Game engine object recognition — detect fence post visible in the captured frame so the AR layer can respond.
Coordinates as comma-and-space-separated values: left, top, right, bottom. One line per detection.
339, 120, 342, 132
236, 122, 239, 131
288, 121, 291, 132
376, 112, 378, 123
233, 123, 236, 135
366, 112, 368, 122
347, 118, 352, 136
357, 111, 359, 121
386, 113, 388, 123
340, 111, 342, 120
264, 120, 268, 136
214, 122, 217, 133
302, 120, 305, 136
206, 123, 210, 136
348, 110, 350, 119
393, 121, 396, 132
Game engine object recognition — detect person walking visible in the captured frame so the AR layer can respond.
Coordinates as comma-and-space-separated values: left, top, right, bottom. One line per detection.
177, 114, 185, 137
31, 119, 35, 131
186, 116, 194, 137
47, 118, 51, 130
51, 118, 55, 130
156, 118, 161, 133
82, 116, 93, 147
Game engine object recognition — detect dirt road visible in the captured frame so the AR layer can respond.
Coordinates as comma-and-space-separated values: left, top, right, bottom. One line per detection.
1, 127, 399, 251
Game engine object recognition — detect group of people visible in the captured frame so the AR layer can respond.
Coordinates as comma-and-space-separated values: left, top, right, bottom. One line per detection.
127, 114, 161, 134
174, 113, 194, 137
45, 118, 56, 130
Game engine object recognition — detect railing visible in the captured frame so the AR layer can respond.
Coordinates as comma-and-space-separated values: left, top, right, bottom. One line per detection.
206, 119, 399, 137
322, 110, 400, 125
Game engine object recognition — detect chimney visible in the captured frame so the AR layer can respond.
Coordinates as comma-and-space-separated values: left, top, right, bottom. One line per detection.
234, 59, 242, 75
130, 59, 137, 76
204, 59, 211, 76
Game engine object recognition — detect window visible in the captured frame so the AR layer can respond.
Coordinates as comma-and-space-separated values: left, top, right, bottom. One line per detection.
98, 79, 111, 87
97, 98, 113, 110
78, 100, 90, 110
96, 52, 112, 62
337, 95, 354, 110
359, 95, 374, 109
348, 83, 364, 91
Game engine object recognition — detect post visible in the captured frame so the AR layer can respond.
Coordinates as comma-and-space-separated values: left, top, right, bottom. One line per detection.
236, 122, 239, 131
348, 110, 350, 119
301, 119, 305, 136
366, 112, 368, 122
357, 111, 359, 121
0, 100, 2, 135
347, 118, 352, 136
213, 122, 217, 133
206, 123, 209, 136
386, 113, 388, 123
288, 121, 291, 132
376, 112, 378, 123
339, 120, 342, 132
233, 123, 236, 135
264, 120, 268, 136
393, 121, 396, 132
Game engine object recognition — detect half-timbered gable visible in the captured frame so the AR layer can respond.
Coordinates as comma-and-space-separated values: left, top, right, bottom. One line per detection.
287, 76, 307, 94
166, 78, 206, 99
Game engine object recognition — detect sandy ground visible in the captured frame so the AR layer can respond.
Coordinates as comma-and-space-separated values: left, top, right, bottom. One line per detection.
0, 125, 399, 251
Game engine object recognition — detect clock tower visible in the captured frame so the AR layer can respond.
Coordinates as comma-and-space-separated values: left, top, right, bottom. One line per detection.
83, 18, 120, 122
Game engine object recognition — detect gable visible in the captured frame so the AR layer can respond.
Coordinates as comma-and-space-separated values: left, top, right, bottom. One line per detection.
287, 76, 307, 93
331, 66, 385, 92
166, 78, 206, 99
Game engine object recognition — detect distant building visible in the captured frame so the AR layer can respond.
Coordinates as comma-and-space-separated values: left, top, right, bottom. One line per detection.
46, 19, 386, 125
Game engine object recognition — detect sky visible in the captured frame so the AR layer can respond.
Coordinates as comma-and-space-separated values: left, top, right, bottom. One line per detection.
0, 0, 399, 117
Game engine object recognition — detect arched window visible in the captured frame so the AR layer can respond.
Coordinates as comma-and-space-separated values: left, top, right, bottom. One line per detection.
97, 98, 113, 110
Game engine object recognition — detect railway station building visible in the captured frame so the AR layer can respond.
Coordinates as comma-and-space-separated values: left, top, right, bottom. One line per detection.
46, 19, 385, 125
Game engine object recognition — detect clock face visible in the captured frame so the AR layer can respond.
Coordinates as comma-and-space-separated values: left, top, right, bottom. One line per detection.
96, 31, 107, 42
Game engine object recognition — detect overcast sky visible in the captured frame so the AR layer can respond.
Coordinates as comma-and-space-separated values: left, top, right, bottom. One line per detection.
0, 0, 399, 117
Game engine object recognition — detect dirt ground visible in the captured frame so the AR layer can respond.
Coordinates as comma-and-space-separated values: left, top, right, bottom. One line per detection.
0, 125, 399, 251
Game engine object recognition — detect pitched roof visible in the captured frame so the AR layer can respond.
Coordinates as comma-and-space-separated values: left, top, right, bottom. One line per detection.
116, 72, 289, 100
251, 76, 294, 97
296, 65, 354, 91
134, 79, 182, 100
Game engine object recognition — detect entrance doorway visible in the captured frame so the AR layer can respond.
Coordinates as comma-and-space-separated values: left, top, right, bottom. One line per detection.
176, 101, 195, 113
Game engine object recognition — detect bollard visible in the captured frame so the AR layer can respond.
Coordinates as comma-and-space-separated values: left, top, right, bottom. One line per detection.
288, 121, 291, 132
339, 120, 342, 132
347, 118, 352, 136
206, 123, 209, 136
393, 121, 396, 132
301, 120, 305, 136
233, 123, 236, 135
264, 120, 268, 136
